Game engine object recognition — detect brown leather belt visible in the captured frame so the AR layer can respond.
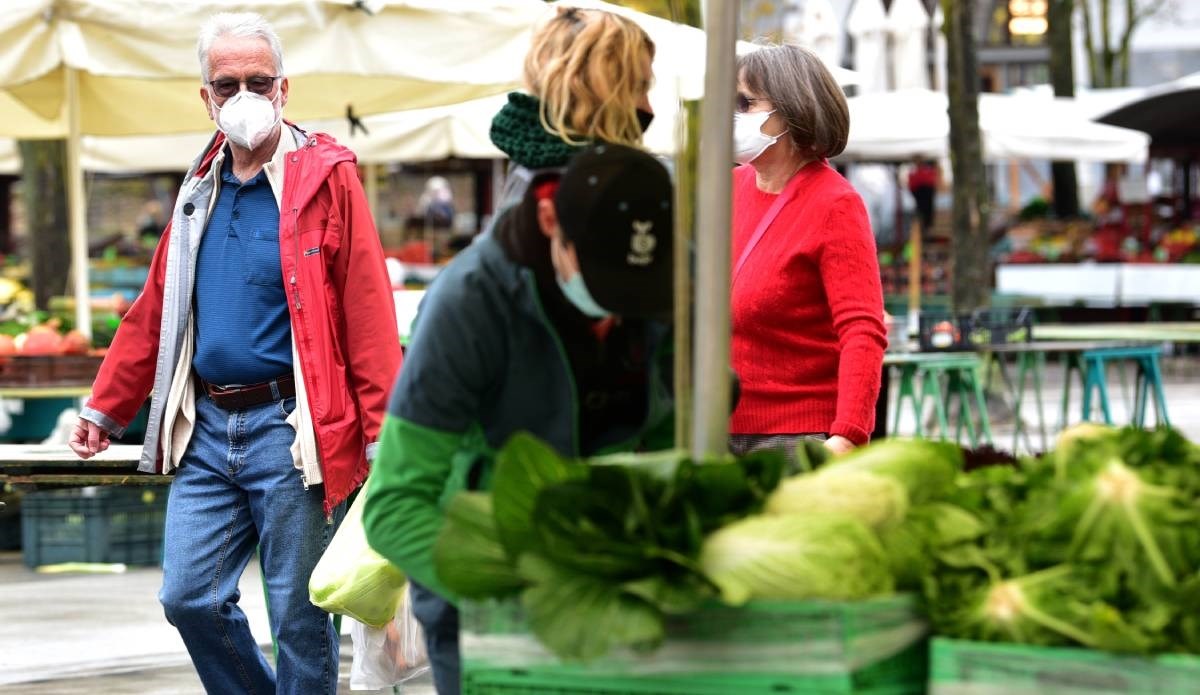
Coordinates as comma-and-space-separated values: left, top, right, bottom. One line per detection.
198, 373, 296, 411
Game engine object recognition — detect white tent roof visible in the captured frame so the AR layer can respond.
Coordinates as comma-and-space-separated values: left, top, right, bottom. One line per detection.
842, 89, 1150, 163
0, 1, 546, 138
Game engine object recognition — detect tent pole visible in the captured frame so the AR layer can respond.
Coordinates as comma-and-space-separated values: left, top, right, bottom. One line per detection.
691, 0, 737, 459
65, 67, 91, 339
363, 162, 379, 223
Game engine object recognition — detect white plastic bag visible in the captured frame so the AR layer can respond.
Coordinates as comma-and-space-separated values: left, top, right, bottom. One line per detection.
350, 583, 430, 691
309, 487, 407, 627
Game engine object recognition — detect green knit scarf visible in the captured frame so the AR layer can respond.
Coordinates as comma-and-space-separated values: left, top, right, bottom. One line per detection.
489, 92, 584, 170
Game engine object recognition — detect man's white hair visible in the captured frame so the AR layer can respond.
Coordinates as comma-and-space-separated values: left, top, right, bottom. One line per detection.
197, 12, 284, 83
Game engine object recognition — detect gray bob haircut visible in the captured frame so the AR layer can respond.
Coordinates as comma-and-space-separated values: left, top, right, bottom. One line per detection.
737, 44, 849, 159
197, 12, 284, 83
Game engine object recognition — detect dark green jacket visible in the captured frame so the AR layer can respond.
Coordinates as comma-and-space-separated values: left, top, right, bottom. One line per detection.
362, 229, 673, 599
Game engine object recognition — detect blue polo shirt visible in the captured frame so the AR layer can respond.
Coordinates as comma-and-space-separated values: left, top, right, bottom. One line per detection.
193, 155, 292, 386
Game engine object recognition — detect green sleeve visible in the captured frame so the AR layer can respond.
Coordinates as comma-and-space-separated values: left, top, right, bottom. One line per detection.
363, 414, 462, 600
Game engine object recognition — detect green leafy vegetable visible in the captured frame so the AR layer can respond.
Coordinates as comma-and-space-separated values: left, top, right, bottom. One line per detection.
518, 554, 664, 660
699, 513, 894, 605
765, 438, 961, 532
432, 492, 524, 599
434, 433, 786, 660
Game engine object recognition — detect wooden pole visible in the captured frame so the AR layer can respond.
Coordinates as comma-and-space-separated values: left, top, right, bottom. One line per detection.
65, 68, 92, 339
691, 0, 738, 458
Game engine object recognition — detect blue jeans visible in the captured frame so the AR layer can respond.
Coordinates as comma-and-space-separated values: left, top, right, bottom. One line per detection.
410, 582, 461, 695
159, 392, 345, 695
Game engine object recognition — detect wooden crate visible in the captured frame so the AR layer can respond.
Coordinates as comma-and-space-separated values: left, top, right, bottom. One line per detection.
0, 355, 104, 387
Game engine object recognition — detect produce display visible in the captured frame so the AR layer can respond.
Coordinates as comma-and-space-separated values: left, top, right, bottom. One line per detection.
923, 424, 1200, 655
434, 425, 1200, 671
434, 435, 785, 660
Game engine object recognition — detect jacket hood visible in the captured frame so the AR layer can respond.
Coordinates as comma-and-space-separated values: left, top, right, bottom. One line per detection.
190, 122, 357, 211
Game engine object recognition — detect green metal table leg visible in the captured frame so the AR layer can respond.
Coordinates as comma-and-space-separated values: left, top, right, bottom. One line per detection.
892, 364, 921, 436
1030, 351, 1048, 452
923, 368, 950, 439
1133, 359, 1149, 428
1148, 355, 1171, 427
968, 366, 993, 445
954, 369, 979, 447
1060, 353, 1082, 430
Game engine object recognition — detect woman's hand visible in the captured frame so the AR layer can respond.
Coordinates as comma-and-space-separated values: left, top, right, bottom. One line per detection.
823, 435, 855, 456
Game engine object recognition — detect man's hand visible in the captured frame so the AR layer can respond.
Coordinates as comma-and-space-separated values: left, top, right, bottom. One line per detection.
69, 418, 111, 459
823, 435, 856, 456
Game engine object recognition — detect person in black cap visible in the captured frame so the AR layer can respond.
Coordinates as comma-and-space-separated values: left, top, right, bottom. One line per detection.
362, 142, 675, 694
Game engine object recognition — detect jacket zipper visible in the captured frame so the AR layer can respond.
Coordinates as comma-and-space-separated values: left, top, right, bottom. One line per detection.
524, 270, 581, 456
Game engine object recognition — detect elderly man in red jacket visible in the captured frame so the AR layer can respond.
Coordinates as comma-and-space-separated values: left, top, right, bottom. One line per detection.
68, 12, 401, 694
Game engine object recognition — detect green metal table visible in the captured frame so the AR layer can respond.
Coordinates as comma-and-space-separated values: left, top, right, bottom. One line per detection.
1033, 323, 1200, 343
981, 340, 1169, 453
883, 352, 993, 447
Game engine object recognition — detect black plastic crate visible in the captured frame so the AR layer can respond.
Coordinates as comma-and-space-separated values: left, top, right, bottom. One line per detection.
21, 487, 166, 568
919, 308, 1033, 352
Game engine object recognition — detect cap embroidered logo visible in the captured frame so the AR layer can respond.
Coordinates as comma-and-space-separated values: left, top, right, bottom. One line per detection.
627, 220, 656, 266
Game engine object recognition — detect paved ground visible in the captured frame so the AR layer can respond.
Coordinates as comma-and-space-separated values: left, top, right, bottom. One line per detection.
1, 354, 1197, 693
0, 556, 432, 694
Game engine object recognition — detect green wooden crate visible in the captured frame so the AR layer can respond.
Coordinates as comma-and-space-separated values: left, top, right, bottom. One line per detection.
930, 637, 1200, 695
461, 596, 928, 695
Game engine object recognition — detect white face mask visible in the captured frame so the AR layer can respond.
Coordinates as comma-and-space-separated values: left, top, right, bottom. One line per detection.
210, 90, 282, 150
733, 110, 784, 165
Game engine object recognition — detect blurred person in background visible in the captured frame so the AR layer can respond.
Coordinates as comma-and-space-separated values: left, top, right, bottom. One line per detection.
69, 12, 401, 693
907, 156, 939, 232
363, 8, 662, 694
417, 175, 456, 228
728, 44, 886, 461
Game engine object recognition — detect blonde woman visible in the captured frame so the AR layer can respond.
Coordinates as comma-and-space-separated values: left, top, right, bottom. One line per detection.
363, 8, 673, 695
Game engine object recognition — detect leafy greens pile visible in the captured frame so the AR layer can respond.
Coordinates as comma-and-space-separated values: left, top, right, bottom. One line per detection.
432, 433, 785, 660
922, 425, 1200, 655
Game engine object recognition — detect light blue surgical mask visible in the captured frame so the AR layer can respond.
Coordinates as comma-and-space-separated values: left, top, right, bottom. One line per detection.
557, 272, 611, 319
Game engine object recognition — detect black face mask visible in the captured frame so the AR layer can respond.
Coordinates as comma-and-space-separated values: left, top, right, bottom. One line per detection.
636, 108, 655, 133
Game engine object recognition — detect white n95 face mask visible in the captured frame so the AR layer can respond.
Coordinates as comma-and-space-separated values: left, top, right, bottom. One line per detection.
211, 91, 282, 150
733, 110, 784, 164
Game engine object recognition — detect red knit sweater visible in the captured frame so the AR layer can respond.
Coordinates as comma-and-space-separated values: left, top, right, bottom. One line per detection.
730, 161, 886, 444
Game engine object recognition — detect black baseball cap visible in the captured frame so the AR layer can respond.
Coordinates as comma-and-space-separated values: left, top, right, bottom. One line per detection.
554, 143, 674, 318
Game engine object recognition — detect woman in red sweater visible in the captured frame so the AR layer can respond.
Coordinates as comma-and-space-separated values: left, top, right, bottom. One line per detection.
729, 45, 887, 459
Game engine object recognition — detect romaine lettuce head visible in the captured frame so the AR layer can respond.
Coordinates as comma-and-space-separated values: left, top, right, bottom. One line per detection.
699, 513, 894, 605
824, 438, 962, 504
1025, 447, 1200, 589
765, 469, 909, 531
926, 565, 1155, 653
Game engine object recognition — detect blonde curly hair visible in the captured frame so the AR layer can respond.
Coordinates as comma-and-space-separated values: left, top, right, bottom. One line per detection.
524, 7, 655, 147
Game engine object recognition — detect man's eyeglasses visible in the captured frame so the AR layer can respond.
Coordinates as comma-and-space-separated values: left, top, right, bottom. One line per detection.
735, 93, 765, 113
207, 75, 282, 99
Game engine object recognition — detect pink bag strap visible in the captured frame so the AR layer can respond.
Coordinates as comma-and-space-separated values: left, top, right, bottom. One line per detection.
732, 170, 806, 284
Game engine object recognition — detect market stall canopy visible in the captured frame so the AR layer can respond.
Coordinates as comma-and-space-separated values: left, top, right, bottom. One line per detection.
0, 0, 545, 138
886, 0, 929, 91
1095, 72, 1200, 158
847, 0, 888, 93
842, 89, 1150, 163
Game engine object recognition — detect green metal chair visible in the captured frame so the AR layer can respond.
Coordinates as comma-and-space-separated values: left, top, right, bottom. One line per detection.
1076, 345, 1170, 427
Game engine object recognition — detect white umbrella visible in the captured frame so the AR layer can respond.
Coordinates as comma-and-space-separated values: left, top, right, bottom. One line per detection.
841, 89, 1150, 163
887, 0, 929, 91
0, 0, 549, 336
846, 0, 888, 93
930, 3, 948, 92
783, 0, 841, 69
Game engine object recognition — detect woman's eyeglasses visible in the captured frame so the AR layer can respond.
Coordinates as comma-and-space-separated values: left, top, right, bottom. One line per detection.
208, 75, 282, 99
735, 93, 764, 113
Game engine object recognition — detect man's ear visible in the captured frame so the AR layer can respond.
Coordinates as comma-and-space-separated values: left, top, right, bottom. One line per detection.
536, 198, 558, 240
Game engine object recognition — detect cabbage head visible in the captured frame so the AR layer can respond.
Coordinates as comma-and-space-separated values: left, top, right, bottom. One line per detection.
699, 513, 894, 605
765, 469, 909, 531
